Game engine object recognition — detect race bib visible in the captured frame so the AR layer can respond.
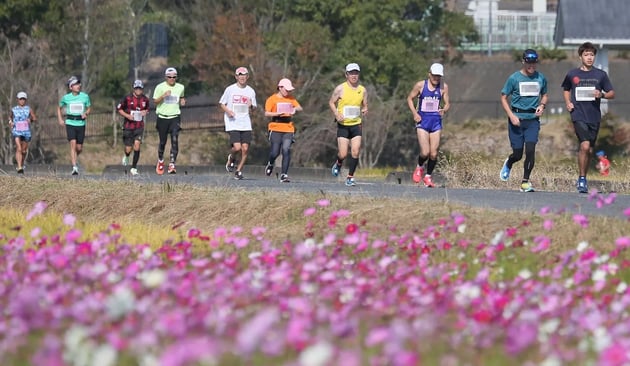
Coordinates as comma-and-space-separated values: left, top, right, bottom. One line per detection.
131, 111, 143, 121
575, 86, 596, 101
164, 95, 179, 104
69, 102, 84, 114
343, 106, 361, 119
233, 103, 249, 115
276, 102, 294, 114
15, 120, 29, 132
421, 98, 440, 112
519, 81, 540, 97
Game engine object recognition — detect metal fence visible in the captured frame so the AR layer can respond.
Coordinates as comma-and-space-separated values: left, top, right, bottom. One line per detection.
38, 103, 225, 142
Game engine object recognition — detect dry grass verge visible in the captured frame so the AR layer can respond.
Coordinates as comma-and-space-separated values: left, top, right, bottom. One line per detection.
1, 177, 627, 271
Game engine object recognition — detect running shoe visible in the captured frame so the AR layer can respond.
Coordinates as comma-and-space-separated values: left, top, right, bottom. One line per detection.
331, 161, 341, 177
413, 165, 424, 183
234, 171, 244, 180
122, 155, 129, 166
168, 162, 176, 174
423, 175, 435, 188
576, 177, 588, 194
280, 174, 290, 183
500, 158, 510, 181
130, 168, 139, 176
156, 160, 165, 175
345, 176, 356, 186
226, 154, 235, 173
72, 166, 79, 176
520, 181, 535, 192
265, 162, 273, 176
17, 167, 24, 174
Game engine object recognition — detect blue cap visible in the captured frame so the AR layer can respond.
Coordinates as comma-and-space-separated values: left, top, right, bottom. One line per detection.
523, 49, 538, 63
596, 150, 606, 157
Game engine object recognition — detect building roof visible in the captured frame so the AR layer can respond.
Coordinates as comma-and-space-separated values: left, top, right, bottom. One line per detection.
555, 0, 630, 48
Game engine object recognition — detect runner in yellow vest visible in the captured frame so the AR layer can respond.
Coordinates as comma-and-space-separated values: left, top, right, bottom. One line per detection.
328, 63, 368, 186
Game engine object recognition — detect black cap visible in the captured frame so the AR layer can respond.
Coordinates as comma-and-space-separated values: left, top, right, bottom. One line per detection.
522, 49, 538, 63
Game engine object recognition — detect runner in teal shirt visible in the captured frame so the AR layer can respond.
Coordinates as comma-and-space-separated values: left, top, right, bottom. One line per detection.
499, 49, 548, 193
57, 76, 92, 175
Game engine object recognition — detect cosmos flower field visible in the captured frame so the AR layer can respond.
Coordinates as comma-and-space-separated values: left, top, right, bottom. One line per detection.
2, 197, 630, 366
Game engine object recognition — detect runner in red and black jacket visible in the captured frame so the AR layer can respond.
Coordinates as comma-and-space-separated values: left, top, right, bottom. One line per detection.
117, 79, 150, 176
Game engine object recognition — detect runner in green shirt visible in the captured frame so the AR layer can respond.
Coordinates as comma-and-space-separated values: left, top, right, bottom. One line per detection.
57, 76, 91, 175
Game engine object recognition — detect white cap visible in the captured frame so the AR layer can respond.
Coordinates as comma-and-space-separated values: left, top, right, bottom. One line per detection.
235, 66, 249, 75
165, 67, 178, 76
17, 92, 28, 99
429, 63, 444, 76
67, 76, 81, 87
133, 80, 144, 89
277, 78, 295, 91
345, 63, 361, 72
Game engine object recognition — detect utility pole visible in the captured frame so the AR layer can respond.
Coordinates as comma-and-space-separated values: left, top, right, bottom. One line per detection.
488, 0, 493, 56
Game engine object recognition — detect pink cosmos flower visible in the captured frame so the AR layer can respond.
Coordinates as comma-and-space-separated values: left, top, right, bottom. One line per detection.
598, 342, 629, 366
345, 223, 358, 234
303, 207, 317, 216
572, 214, 589, 228
531, 235, 551, 253
365, 327, 390, 346
615, 237, 630, 250
251, 226, 266, 236
26, 201, 48, 221
63, 214, 76, 227
30, 227, 41, 238
236, 308, 279, 354
65, 229, 82, 243
543, 219, 554, 231
317, 199, 330, 207
187, 228, 200, 238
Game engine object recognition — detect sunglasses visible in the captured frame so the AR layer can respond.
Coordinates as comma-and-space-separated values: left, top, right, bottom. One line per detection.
236, 73, 248, 76
166, 76, 177, 79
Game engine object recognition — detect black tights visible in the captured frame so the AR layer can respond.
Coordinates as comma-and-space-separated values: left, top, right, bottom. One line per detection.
506, 142, 536, 181
156, 116, 181, 163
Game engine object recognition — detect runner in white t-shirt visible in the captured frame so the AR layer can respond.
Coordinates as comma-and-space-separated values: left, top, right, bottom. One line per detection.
219, 66, 257, 180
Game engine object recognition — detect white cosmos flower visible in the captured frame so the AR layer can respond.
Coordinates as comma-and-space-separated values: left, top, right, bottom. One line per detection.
576, 241, 589, 252
105, 285, 136, 320
299, 341, 334, 366
139, 269, 167, 288
92, 343, 118, 366
591, 269, 606, 282
518, 269, 532, 280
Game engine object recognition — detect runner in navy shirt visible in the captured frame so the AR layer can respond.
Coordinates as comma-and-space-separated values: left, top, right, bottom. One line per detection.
561, 42, 615, 193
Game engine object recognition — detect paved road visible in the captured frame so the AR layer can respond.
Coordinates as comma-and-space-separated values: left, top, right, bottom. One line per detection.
3, 164, 629, 219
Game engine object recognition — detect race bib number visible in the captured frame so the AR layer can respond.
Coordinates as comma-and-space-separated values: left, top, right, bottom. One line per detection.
420, 98, 440, 112
15, 120, 29, 132
519, 81, 540, 97
131, 111, 143, 121
69, 102, 84, 114
575, 86, 596, 101
276, 102, 294, 114
164, 95, 179, 104
233, 103, 249, 115
343, 106, 361, 119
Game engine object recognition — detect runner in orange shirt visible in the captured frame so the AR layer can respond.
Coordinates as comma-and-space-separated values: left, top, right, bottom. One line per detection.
264, 78, 303, 182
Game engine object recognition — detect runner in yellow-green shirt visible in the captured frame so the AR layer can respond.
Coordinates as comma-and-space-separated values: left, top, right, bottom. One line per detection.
152, 67, 186, 175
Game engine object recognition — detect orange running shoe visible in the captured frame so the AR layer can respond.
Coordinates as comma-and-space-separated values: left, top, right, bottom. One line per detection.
156, 160, 165, 175
413, 165, 424, 184
423, 175, 435, 188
